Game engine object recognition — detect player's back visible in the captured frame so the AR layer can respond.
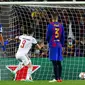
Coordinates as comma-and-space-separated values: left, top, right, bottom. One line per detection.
16, 34, 37, 56
48, 22, 64, 47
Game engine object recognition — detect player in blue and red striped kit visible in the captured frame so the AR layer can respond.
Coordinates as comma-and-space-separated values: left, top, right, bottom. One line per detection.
46, 13, 65, 82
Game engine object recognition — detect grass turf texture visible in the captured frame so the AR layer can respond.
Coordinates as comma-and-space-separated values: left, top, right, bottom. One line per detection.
0, 80, 85, 85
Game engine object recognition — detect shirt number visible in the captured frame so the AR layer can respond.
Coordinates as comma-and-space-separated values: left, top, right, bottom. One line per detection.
20, 40, 26, 48
55, 28, 59, 38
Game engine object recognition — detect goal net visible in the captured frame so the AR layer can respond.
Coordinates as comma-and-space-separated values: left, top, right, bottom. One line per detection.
0, 2, 85, 80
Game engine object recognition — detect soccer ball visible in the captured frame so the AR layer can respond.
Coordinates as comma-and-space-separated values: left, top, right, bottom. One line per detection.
79, 72, 85, 80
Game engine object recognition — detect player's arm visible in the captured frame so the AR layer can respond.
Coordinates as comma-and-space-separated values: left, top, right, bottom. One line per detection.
59, 24, 65, 53
46, 24, 52, 43
36, 41, 44, 50
33, 38, 44, 50
6, 36, 20, 48
15, 36, 19, 39
60, 24, 65, 47
7, 36, 20, 42
36, 44, 42, 50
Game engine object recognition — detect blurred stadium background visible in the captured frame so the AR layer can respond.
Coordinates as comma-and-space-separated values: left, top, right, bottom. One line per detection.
0, 2, 85, 81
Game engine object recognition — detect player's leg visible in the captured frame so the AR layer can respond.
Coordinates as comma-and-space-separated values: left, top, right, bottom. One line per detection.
26, 62, 33, 81
12, 56, 24, 74
56, 61, 62, 82
23, 54, 33, 81
57, 47, 63, 82
49, 60, 58, 82
49, 47, 58, 82
13, 62, 23, 74
49, 47, 63, 82
52, 61, 62, 80
52, 60, 58, 80
50, 61, 62, 82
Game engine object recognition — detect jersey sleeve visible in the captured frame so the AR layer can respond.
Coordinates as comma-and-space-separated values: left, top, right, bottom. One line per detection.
19, 35, 23, 40
46, 24, 52, 43
0, 24, 2, 33
32, 37, 37, 44
60, 24, 65, 47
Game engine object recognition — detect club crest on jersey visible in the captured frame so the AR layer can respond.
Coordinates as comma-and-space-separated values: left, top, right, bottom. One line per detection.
6, 65, 40, 81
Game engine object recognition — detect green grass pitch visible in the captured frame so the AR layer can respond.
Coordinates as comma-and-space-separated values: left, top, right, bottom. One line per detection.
0, 80, 85, 85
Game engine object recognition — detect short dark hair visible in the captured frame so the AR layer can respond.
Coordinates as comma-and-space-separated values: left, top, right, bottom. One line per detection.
20, 26, 34, 35
28, 28, 34, 35
23, 30, 27, 34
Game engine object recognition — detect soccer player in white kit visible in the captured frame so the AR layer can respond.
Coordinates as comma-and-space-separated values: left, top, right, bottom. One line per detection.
12, 28, 42, 81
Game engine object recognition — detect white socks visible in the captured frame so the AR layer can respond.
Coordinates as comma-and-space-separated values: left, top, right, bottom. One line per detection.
26, 67, 32, 80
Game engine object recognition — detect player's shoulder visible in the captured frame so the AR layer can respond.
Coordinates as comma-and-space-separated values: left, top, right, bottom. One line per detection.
31, 36, 36, 40
21, 34, 28, 37
47, 22, 53, 28
21, 34, 36, 40
57, 22, 64, 28
19, 34, 27, 39
19, 34, 24, 37
49, 22, 55, 25
50, 22, 60, 26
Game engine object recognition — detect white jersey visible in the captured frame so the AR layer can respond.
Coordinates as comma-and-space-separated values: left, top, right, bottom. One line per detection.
16, 34, 37, 56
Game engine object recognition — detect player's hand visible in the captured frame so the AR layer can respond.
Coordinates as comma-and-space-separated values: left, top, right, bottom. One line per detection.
39, 40, 45, 48
40, 43, 45, 48
15, 36, 19, 39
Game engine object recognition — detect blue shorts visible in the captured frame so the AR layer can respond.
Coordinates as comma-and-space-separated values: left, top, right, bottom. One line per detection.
49, 46, 63, 61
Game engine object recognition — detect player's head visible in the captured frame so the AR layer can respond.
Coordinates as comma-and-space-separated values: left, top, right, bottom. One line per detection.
20, 26, 34, 36
52, 13, 58, 22
28, 28, 34, 36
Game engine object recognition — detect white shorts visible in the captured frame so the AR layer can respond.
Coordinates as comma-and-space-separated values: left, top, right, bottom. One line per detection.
15, 54, 31, 66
